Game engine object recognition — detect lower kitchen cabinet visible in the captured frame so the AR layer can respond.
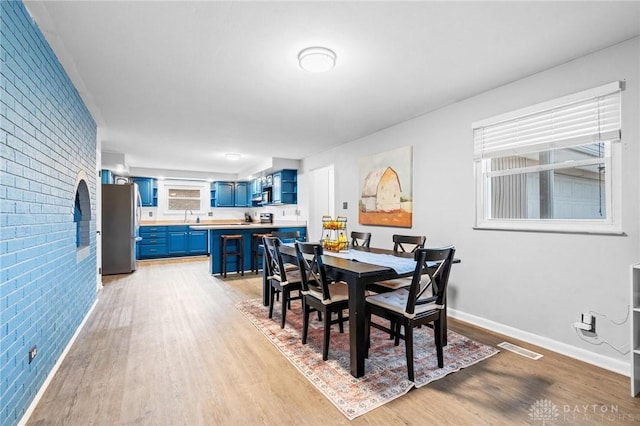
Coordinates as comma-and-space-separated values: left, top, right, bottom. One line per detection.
138, 225, 208, 259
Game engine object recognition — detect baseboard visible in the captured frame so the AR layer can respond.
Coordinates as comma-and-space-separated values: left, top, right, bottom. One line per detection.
18, 298, 99, 426
448, 308, 629, 377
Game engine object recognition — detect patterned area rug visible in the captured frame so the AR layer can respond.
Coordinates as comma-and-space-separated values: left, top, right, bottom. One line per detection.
236, 299, 499, 420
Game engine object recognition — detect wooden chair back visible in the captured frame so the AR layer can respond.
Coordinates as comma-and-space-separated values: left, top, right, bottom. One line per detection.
295, 242, 331, 302
351, 231, 372, 248
263, 236, 290, 282
405, 246, 455, 315
392, 234, 426, 253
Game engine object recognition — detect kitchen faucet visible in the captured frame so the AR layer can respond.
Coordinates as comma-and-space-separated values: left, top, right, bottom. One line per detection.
184, 210, 193, 223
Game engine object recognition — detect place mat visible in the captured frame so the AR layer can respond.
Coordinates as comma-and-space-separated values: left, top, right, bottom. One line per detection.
236, 298, 499, 420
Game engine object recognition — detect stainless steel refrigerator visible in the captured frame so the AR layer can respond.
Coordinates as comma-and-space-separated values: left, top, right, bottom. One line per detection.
102, 183, 141, 275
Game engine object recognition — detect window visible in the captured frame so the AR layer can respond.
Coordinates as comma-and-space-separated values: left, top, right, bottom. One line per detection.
167, 188, 202, 211
473, 82, 622, 234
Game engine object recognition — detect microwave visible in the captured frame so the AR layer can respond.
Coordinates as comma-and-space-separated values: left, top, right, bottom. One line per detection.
261, 189, 271, 204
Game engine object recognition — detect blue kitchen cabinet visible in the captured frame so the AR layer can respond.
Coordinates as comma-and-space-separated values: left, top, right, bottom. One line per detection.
189, 230, 208, 253
132, 177, 157, 207
235, 182, 251, 207
101, 169, 114, 184
214, 182, 235, 207
168, 226, 208, 256
168, 226, 189, 254
271, 169, 297, 205
212, 181, 251, 207
138, 226, 168, 258
138, 225, 207, 259
208, 226, 306, 274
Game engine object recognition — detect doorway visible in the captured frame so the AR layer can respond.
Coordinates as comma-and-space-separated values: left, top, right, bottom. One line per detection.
308, 165, 334, 242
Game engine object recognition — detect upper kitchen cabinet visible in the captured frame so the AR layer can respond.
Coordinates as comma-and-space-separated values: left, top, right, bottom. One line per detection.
271, 169, 297, 205
211, 181, 251, 207
100, 169, 114, 184
132, 177, 158, 207
235, 182, 251, 207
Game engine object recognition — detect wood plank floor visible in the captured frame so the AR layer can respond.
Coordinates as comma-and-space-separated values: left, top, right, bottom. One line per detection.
27, 258, 639, 425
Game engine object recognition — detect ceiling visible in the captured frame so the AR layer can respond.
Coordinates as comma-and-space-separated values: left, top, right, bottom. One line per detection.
25, 1, 640, 179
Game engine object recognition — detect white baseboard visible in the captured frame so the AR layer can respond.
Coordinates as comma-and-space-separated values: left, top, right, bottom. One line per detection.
18, 298, 99, 426
448, 308, 629, 377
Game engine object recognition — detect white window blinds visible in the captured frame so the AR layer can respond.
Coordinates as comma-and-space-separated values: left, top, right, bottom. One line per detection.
473, 81, 622, 159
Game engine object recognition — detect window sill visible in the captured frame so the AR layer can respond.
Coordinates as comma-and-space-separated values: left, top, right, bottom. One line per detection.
473, 224, 626, 236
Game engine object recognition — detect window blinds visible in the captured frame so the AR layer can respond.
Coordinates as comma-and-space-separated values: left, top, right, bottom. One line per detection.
473, 81, 621, 159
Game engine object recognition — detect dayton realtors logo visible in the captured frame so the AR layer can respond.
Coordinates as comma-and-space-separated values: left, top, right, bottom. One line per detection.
529, 399, 559, 424
529, 399, 637, 423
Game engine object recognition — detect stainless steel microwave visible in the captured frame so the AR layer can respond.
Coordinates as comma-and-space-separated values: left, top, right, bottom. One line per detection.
261, 189, 271, 203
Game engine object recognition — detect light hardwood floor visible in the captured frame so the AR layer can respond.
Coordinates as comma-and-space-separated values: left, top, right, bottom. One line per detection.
27, 258, 639, 425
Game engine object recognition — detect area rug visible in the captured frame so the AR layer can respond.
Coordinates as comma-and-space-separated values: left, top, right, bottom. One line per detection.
236, 298, 499, 420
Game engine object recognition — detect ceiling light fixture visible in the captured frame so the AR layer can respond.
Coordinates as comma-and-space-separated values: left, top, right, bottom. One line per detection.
298, 46, 336, 73
225, 153, 241, 161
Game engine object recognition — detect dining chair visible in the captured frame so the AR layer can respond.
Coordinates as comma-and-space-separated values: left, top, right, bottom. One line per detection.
350, 231, 371, 248
295, 241, 349, 361
365, 246, 456, 381
368, 234, 428, 294
393, 234, 426, 253
263, 236, 303, 328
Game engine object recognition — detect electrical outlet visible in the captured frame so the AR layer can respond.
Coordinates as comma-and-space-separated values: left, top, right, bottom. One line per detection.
581, 312, 596, 333
28, 345, 37, 363
148, 211, 153, 217
343, 202, 348, 209
208, 212, 213, 216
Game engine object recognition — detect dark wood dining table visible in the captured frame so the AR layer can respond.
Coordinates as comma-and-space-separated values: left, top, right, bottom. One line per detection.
262, 244, 457, 378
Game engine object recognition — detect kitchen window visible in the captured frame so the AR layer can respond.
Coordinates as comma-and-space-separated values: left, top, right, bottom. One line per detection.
167, 187, 200, 211
167, 188, 201, 211
473, 81, 622, 234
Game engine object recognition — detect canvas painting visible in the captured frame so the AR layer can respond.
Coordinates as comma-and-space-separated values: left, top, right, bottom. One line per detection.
359, 146, 412, 227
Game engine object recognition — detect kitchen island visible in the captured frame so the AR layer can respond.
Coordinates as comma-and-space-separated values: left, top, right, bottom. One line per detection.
189, 222, 307, 275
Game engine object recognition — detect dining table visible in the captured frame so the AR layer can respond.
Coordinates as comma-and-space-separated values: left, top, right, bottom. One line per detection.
263, 244, 459, 378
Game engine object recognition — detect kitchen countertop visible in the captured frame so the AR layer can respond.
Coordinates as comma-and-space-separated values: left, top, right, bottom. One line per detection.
139, 220, 306, 229
189, 221, 306, 230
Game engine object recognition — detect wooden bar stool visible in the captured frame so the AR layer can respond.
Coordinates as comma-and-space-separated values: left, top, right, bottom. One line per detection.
220, 234, 244, 278
251, 232, 271, 274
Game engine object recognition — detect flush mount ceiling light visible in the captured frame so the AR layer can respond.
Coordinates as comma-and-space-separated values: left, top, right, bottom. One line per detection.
225, 153, 241, 161
298, 46, 336, 73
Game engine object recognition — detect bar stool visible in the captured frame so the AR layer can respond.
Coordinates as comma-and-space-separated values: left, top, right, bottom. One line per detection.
251, 232, 271, 274
220, 234, 244, 278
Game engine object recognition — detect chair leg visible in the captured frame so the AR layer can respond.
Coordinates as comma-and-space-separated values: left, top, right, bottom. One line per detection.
322, 309, 330, 361
435, 318, 444, 368
268, 285, 275, 319
280, 288, 288, 328
337, 309, 344, 333
405, 325, 414, 382
302, 302, 310, 344
394, 322, 402, 346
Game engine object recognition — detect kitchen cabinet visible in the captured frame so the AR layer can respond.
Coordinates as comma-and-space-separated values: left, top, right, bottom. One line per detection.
207, 225, 307, 274
271, 169, 297, 205
132, 177, 157, 207
211, 181, 250, 207
100, 169, 114, 184
168, 226, 209, 256
138, 226, 168, 258
235, 182, 251, 207
138, 225, 208, 259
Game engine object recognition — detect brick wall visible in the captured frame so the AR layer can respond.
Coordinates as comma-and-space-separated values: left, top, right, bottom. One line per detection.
0, 2, 97, 425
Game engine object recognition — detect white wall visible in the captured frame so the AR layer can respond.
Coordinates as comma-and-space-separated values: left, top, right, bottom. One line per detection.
299, 37, 640, 372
